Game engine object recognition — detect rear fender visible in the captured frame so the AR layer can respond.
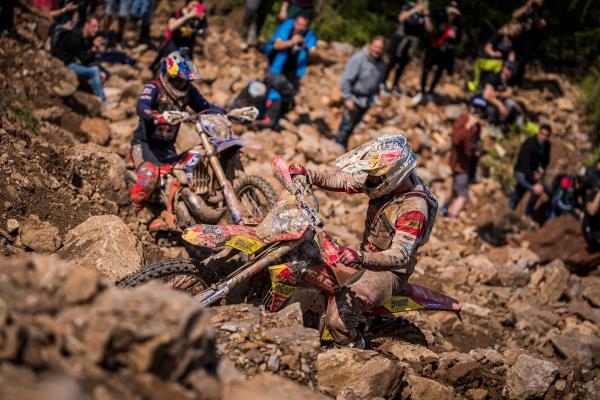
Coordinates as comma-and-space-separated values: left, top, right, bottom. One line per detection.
379, 283, 462, 313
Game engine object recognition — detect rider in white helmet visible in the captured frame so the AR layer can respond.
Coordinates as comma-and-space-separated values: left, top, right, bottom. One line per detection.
289, 134, 438, 348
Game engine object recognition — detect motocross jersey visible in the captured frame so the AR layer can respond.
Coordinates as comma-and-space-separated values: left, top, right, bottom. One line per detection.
132, 80, 214, 164
307, 170, 437, 273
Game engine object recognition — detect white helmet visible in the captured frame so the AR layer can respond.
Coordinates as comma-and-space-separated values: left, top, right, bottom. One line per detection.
335, 134, 417, 198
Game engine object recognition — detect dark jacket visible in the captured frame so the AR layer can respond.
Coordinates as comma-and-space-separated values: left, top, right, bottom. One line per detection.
514, 136, 551, 183
53, 27, 94, 65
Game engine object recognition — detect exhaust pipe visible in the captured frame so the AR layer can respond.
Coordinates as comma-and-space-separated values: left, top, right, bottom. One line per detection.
181, 188, 225, 224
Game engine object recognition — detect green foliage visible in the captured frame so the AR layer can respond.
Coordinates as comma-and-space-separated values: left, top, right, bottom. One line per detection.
580, 67, 600, 145
14, 104, 42, 137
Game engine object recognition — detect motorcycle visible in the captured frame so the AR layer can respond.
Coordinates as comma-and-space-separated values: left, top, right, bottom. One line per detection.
126, 107, 277, 228
119, 157, 461, 343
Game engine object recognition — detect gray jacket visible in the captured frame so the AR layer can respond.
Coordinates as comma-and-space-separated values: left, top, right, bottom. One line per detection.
341, 46, 386, 108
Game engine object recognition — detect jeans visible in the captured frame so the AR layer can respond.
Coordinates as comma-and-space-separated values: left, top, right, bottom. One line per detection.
509, 171, 551, 216
335, 105, 368, 149
68, 63, 106, 101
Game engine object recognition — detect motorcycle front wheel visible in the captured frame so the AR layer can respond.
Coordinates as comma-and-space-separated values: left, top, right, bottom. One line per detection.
116, 258, 218, 296
234, 175, 278, 224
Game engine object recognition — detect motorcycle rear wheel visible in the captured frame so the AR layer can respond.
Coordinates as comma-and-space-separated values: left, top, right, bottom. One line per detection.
234, 175, 277, 224
116, 258, 219, 296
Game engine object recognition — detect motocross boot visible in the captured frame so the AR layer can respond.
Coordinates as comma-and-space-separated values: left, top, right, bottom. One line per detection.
148, 210, 177, 232
149, 178, 180, 232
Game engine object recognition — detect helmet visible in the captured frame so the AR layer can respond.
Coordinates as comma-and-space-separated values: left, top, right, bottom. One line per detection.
160, 47, 200, 82
335, 134, 417, 198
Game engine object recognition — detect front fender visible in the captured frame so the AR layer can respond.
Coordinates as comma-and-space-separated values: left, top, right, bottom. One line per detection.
216, 137, 262, 154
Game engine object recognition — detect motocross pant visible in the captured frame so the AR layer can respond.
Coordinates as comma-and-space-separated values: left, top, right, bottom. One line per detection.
326, 269, 409, 346
130, 143, 201, 206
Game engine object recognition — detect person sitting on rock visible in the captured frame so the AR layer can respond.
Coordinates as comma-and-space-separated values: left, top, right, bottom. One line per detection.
546, 174, 583, 221
130, 48, 220, 231
151, 0, 206, 72
253, 14, 316, 129
467, 21, 521, 92
480, 60, 522, 126
52, 15, 108, 101
508, 123, 552, 219
288, 134, 438, 348
335, 35, 386, 150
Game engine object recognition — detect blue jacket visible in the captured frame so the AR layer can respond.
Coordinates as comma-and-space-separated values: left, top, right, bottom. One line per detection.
265, 19, 317, 79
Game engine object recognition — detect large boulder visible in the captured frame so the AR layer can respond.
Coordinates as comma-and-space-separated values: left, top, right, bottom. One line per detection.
0, 256, 220, 399
80, 117, 111, 145
548, 332, 600, 369
225, 373, 327, 400
504, 354, 558, 399
19, 215, 61, 252
58, 215, 143, 281
316, 348, 404, 399
408, 373, 454, 400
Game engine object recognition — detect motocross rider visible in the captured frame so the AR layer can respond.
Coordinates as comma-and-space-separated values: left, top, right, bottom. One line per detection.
130, 47, 221, 231
289, 134, 438, 348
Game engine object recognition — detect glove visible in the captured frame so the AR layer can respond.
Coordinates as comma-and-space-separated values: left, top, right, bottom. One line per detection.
338, 247, 364, 268
162, 110, 190, 125
227, 106, 259, 122
151, 111, 168, 125
289, 162, 309, 177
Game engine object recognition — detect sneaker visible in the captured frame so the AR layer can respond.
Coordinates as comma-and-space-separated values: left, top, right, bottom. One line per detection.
240, 41, 249, 51
425, 93, 434, 104
410, 92, 423, 106
391, 86, 403, 96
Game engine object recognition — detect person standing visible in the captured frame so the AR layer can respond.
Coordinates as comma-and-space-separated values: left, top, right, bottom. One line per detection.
411, 1, 461, 106
508, 124, 552, 218
383, 0, 432, 94
335, 36, 386, 149
511, 0, 548, 85
278, 0, 314, 21
240, 0, 275, 50
441, 102, 482, 218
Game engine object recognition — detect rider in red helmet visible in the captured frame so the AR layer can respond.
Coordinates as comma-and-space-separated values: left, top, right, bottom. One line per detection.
289, 134, 438, 348
130, 47, 221, 231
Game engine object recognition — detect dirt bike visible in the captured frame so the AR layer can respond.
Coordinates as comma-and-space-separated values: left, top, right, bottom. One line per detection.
119, 157, 461, 343
126, 107, 277, 228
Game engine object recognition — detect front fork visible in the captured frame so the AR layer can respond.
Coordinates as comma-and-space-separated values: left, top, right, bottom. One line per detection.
196, 240, 303, 306
198, 132, 244, 224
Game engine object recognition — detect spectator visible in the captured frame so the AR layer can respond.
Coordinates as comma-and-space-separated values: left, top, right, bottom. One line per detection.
508, 124, 552, 218
467, 22, 521, 92
441, 100, 482, 218
278, 0, 314, 21
511, 0, 548, 85
480, 61, 521, 126
582, 159, 600, 252
1, 0, 31, 37
103, 0, 129, 47
335, 36, 386, 149
411, 1, 461, 106
130, 0, 155, 46
240, 0, 275, 50
546, 174, 583, 220
151, 1, 206, 72
383, 0, 432, 95
253, 14, 316, 129
53, 15, 107, 101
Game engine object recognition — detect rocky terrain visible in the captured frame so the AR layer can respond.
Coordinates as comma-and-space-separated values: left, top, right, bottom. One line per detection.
1, 2, 600, 399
